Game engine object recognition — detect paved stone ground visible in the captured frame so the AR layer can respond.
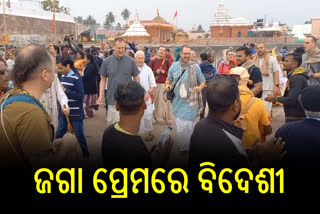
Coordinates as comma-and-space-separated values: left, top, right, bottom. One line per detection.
82, 104, 286, 168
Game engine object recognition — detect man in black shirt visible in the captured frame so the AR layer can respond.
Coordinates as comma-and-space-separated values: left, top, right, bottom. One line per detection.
265, 53, 309, 122
102, 81, 171, 169
189, 76, 285, 170
236, 46, 263, 98
275, 85, 320, 169
189, 76, 249, 169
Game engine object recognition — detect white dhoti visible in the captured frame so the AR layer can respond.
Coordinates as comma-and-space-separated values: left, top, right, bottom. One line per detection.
107, 105, 120, 127
262, 90, 273, 115
138, 64, 157, 134
139, 111, 153, 134
176, 117, 196, 152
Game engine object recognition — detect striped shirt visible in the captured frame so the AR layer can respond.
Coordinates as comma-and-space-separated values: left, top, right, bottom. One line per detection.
61, 70, 84, 120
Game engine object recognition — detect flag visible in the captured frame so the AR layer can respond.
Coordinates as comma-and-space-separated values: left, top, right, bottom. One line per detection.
173, 10, 178, 19
50, 12, 56, 31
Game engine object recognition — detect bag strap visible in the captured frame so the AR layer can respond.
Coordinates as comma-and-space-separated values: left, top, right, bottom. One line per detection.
236, 97, 256, 121
1, 94, 42, 110
171, 69, 186, 91
248, 65, 255, 74
241, 97, 256, 115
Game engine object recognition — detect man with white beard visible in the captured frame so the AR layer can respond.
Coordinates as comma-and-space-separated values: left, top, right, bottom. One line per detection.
135, 51, 157, 141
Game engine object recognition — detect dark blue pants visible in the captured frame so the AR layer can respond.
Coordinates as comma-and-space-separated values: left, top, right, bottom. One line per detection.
56, 115, 89, 157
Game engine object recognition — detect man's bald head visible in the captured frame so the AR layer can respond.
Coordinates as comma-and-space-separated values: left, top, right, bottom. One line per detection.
12, 44, 54, 87
207, 75, 240, 113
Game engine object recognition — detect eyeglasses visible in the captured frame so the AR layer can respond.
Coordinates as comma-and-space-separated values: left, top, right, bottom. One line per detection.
0, 69, 8, 75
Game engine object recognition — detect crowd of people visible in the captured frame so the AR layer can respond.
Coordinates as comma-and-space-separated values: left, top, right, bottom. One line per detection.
0, 35, 319, 170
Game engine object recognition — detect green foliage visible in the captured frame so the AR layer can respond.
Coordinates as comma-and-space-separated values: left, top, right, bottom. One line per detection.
41, 0, 70, 15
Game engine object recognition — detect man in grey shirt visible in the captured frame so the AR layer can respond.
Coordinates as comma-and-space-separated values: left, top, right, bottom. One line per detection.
98, 38, 140, 127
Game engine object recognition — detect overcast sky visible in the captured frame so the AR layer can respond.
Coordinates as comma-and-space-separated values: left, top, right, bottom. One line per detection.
59, 0, 320, 30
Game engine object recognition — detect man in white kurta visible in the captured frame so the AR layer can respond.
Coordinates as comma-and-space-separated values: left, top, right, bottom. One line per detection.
135, 51, 157, 141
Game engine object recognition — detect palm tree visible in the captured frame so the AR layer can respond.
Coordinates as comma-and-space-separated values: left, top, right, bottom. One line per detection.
116, 22, 122, 30
74, 16, 83, 24
104, 12, 116, 29
41, 0, 70, 15
83, 15, 97, 27
121, 9, 131, 25
41, 0, 59, 12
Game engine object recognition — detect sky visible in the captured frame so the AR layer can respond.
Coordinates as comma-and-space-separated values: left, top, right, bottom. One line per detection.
59, 0, 320, 30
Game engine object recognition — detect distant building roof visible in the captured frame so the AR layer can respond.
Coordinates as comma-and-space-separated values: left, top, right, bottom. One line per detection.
128, 14, 174, 30
123, 13, 150, 37
211, 1, 250, 26
152, 15, 170, 24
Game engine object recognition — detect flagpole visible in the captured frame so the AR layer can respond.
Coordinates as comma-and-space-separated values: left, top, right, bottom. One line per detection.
2, 0, 8, 43
176, 15, 178, 30
54, 1, 56, 42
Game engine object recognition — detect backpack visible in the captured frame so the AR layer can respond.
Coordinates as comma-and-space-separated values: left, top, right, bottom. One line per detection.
1, 94, 43, 111
0, 94, 45, 168
233, 97, 256, 131
248, 65, 257, 75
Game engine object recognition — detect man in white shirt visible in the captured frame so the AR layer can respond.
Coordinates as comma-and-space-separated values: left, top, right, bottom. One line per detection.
254, 43, 280, 115
135, 51, 157, 141
6, 52, 15, 71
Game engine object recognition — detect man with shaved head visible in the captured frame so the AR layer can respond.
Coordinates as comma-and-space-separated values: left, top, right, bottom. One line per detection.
98, 38, 140, 127
0, 44, 76, 168
189, 75, 286, 171
304, 36, 320, 85
254, 43, 280, 115
189, 75, 248, 168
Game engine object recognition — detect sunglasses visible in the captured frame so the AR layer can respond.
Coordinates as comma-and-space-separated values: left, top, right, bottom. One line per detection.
0, 69, 8, 75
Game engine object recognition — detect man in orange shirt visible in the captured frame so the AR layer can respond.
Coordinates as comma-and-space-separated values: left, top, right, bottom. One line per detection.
230, 67, 272, 150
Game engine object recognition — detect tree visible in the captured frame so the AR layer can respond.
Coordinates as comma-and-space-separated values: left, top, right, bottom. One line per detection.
83, 15, 97, 27
121, 8, 131, 25
41, 0, 70, 15
74, 16, 83, 24
197, 24, 204, 32
104, 12, 116, 29
116, 22, 122, 30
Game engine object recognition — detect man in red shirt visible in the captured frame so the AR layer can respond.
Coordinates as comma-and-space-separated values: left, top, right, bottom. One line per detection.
149, 46, 173, 125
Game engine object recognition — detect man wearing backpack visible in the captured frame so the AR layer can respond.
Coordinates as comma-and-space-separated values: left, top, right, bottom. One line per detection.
265, 53, 309, 123
230, 67, 272, 150
0, 44, 76, 168
149, 46, 173, 125
236, 46, 263, 98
